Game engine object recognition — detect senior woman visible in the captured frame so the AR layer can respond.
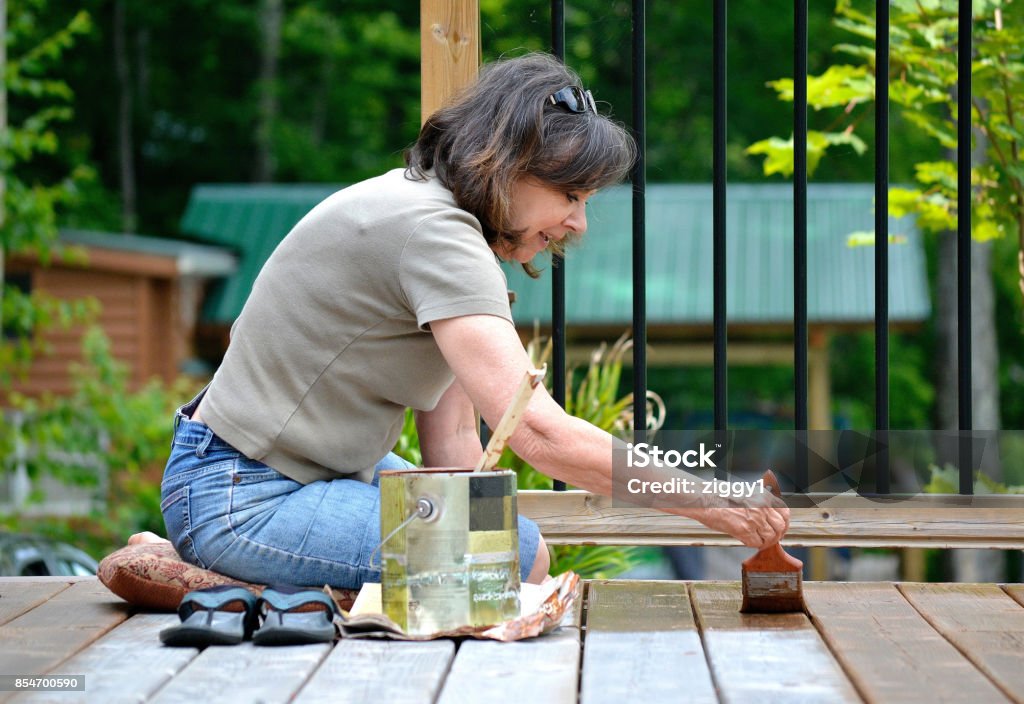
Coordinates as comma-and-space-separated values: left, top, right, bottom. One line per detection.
157, 52, 789, 590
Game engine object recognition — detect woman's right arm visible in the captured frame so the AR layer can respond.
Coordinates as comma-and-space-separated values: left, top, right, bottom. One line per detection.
430, 314, 790, 549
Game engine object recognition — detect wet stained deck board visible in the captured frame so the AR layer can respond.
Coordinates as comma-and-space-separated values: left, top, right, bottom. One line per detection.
803, 582, 1009, 704
9, 613, 197, 704
580, 580, 716, 704
435, 629, 580, 704
0, 578, 73, 628
0, 579, 130, 702
898, 583, 1024, 703
148, 641, 332, 704
690, 582, 861, 704
291, 639, 455, 704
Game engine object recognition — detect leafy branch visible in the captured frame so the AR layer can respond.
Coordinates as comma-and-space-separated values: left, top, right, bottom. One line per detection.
746, 0, 1024, 284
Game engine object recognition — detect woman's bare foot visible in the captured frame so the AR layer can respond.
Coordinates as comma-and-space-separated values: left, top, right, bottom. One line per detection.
127, 531, 170, 546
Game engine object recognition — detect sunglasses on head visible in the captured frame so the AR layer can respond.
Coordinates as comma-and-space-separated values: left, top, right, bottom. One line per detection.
548, 86, 597, 115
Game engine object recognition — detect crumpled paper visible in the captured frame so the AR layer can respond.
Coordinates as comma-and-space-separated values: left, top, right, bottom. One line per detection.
330, 571, 580, 641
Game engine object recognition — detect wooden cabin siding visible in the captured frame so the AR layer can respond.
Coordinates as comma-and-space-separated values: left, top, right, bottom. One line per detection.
6, 253, 184, 398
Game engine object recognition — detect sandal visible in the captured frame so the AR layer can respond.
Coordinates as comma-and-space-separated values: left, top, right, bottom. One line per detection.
252, 586, 338, 646
159, 585, 259, 647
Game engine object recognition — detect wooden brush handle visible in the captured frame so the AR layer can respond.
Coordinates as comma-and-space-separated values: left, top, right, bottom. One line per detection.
474, 365, 547, 472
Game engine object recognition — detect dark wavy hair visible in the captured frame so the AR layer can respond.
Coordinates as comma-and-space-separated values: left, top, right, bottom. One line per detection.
405, 53, 637, 277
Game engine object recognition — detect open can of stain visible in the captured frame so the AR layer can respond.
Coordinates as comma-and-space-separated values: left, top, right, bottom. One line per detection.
378, 467, 520, 635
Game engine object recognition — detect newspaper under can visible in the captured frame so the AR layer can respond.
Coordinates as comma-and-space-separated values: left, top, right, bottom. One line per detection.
379, 467, 520, 636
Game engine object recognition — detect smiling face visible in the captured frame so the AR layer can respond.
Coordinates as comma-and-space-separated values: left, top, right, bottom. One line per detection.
495, 178, 594, 264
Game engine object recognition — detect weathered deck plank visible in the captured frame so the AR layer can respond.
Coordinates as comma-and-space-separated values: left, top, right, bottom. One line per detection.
899, 583, 1024, 703
519, 490, 1024, 548
436, 629, 580, 704
580, 580, 716, 704
1003, 584, 1024, 610
0, 580, 72, 628
691, 581, 861, 703
9, 614, 197, 704
148, 642, 331, 704
804, 582, 1008, 704
1, 577, 1023, 702
292, 639, 455, 704
0, 579, 130, 701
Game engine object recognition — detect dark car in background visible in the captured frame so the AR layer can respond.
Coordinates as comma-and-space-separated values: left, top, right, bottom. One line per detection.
0, 532, 98, 576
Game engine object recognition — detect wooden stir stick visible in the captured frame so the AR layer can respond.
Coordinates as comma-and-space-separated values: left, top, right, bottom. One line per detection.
474, 365, 547, 472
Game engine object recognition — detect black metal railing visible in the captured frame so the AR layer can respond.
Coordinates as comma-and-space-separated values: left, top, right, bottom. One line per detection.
957, 0, 973, 495
546, 0, 974, 496
794, 0, 809, 492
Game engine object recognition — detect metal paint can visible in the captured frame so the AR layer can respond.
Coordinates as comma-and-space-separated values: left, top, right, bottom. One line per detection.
379, 467, 520, 635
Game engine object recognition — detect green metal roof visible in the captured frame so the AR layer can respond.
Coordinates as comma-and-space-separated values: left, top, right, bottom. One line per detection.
180, 184, 343, 323
506, 183, 929, 327
60, 228, 237, 277
180, 182, 930, 326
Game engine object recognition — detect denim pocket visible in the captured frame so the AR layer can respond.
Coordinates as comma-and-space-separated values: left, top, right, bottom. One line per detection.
160, 485, 202, 567
227, 464, 298, 531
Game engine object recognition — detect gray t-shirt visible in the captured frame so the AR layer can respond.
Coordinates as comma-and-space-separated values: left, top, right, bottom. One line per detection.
200, 168, 512, 484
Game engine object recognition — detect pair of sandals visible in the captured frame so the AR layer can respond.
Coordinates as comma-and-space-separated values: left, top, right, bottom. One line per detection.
160, 584, 338, 647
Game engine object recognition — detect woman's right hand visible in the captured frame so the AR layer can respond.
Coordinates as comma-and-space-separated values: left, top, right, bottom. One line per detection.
690, 491, 791, 549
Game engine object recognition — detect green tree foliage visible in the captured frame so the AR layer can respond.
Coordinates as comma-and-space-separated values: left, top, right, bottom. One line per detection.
748, 0, 1024, 255
746, 0, 1024, 432
2, 2, 186, 556
48, 0, 421, 233
42, 1, 875, 238
1, 3, 93, 379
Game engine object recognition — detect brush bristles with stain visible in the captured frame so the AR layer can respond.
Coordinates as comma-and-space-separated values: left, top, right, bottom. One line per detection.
739, 547, 805, 613
739, 469, 807, 614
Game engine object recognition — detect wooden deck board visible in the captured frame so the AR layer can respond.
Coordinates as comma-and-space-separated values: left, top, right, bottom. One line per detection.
691, 582, 861, 704
519, 490, 1024, 548
580, 580, 715, 704
0, 579, 130, 699
804, 582, 1009, 704
899, 583, 1024, 703
8, 614, 196, 704
1002, 584, 1024, 610
292, 639, 455, 704
0, 581, 71, 628
436, 629, 580, 704
148, 642, 331, 704
0, 577, 1022, 701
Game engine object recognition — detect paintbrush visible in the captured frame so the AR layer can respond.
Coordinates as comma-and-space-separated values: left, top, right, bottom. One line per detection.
739, 469, 806, 613
474, 365, 547, 472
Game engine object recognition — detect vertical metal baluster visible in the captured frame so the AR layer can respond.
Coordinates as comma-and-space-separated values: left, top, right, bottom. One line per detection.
713, 0, 728, 479
551, 0, 567, 492
794, 0, 809, 493
633, 0, 647, 442
875, 0, 891, 494
957, 0, 973, 495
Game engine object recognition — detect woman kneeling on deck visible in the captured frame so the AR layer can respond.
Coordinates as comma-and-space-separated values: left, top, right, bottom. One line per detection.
154, 52, 790, 590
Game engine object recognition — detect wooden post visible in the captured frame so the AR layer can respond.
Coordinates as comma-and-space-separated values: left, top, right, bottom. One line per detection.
420, 0, 480, 125
808, 328, 832, 581
808, 328, 832, 431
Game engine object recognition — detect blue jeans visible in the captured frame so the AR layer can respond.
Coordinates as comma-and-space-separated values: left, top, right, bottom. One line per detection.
160, 394, 541, 589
